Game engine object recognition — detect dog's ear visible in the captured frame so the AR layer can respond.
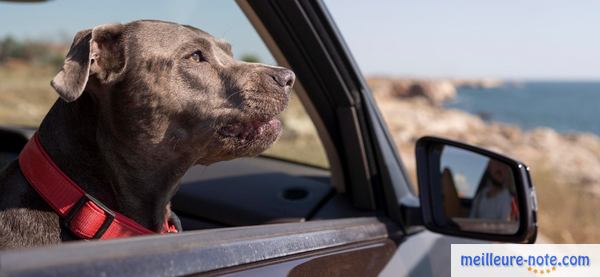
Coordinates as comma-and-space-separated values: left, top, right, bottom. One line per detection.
51, 24, 125, 102
51, 29, 92, 102
89, 24, 126, 85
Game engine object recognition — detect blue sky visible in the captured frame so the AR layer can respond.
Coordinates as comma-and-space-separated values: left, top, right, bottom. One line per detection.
326, 0, 600, 80
1, 0, 599, 80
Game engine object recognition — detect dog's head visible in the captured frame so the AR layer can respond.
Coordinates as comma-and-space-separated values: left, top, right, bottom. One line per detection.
51, 20, 294, 164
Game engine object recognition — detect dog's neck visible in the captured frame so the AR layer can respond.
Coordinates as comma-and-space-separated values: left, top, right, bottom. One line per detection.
37, 93, 190, 231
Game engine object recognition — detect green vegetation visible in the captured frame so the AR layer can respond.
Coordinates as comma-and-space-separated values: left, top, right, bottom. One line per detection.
0, 36, 66, 68
239, 53, 261, 63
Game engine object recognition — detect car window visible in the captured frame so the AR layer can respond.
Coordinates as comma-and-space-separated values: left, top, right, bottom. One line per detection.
0, 0, 328, 168
326, 0, 600, 243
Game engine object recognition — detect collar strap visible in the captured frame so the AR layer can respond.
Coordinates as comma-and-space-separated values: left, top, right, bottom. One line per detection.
18, 132, 177, 240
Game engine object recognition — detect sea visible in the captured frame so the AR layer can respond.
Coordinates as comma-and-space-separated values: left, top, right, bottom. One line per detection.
445, 82, 600, 136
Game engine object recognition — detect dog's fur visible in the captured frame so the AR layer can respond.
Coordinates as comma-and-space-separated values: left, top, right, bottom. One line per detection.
0, 20, 294, 249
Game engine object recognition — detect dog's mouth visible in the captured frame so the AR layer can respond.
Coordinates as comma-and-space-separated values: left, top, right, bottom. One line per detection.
217, 118, 281, 141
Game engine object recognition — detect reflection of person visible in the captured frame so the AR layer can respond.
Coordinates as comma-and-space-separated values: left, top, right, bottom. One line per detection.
441, 168, 462, 217
469, 159, 515, 220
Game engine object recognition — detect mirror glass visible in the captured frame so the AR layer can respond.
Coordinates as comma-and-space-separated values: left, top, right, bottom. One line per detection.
437, 145, 520, 234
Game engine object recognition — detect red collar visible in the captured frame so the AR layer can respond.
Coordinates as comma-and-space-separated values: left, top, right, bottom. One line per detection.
18, 132, 177, 240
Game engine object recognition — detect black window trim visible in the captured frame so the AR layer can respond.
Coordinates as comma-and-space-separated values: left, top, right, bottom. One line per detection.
239, 0, 377, 211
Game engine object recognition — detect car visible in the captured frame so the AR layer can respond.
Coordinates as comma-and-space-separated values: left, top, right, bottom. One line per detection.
0, 0, 537, 276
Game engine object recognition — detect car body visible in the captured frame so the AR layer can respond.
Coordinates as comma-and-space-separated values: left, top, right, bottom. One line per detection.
0, 0, 537, 276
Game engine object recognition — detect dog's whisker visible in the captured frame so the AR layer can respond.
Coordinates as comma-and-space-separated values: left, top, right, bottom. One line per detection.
224, 89, 242, 102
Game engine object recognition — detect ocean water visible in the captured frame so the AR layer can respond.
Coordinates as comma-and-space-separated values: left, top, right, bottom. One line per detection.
445, 82, 600, 136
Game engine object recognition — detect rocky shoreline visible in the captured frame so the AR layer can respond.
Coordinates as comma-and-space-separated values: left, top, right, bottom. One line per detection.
367, 77, 503, 106
368, 77, 600, 194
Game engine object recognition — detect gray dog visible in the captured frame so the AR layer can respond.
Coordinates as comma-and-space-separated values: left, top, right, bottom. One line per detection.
0, 20, 294, 249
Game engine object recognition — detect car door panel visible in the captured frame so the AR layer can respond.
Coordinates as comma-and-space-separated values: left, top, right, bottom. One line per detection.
0, 217, 397, 276
217, 240, 396, 277
379, 231, 485, 277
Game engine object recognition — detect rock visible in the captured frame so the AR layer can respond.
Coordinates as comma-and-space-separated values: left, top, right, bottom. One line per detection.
453, 78, 504, 89
367, 78, 456, 105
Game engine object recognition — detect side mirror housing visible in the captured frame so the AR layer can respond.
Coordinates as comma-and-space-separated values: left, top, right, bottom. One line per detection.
415, 136, 537, 243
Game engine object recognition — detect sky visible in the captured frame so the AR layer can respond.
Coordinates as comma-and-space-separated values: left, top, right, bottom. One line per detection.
1, 0, 599, 80
0, 0, 275, 63
441, 146, 489, 198
325, 0, 600, 80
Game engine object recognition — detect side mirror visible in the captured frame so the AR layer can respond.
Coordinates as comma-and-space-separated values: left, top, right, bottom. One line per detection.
416, 136, 537, 243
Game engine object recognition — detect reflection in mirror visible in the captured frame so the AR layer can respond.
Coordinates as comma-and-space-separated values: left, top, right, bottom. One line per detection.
439, 146, 519, 235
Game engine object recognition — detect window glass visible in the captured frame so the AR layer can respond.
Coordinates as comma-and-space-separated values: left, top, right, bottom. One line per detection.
326, 0, 600, 243
263, 92, 329, 168
0, 0, 328, 168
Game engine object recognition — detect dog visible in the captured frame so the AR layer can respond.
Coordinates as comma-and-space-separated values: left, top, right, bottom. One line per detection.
0, 20, 294, 249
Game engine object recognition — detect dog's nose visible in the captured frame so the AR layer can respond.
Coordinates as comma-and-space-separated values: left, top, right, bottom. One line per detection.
271, 69, 295, 88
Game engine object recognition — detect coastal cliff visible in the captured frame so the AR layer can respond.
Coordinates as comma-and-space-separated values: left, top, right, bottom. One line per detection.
367, 77, 504, 106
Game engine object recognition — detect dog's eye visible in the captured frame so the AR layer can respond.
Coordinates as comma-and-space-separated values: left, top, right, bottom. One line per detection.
190, 51, 205, 62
